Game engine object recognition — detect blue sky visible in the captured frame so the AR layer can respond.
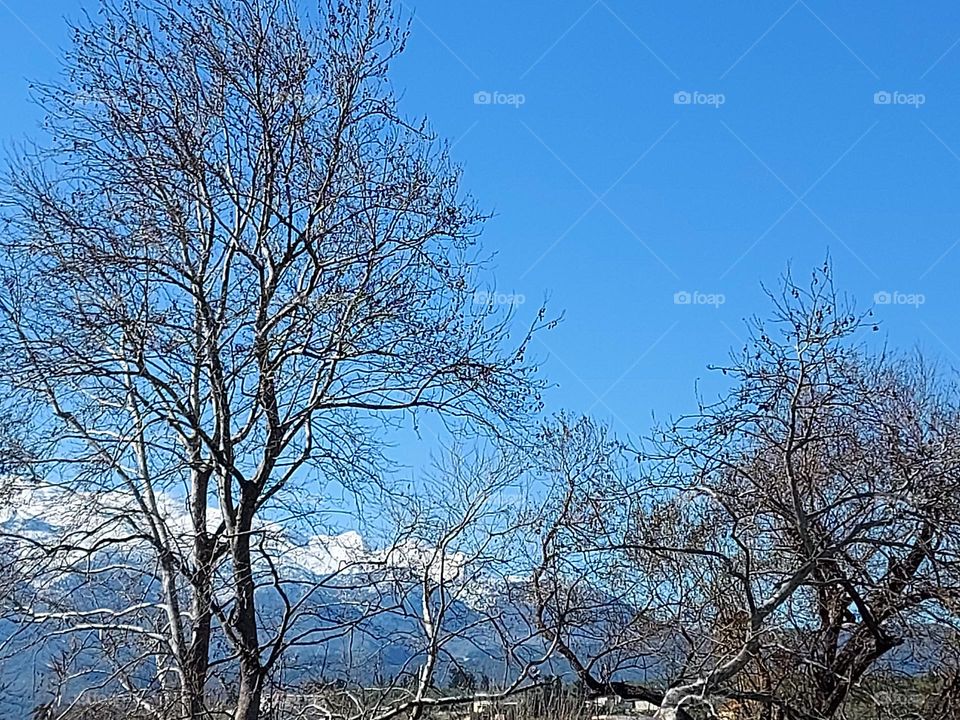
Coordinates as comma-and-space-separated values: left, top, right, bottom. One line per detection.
3, 1, 960, 449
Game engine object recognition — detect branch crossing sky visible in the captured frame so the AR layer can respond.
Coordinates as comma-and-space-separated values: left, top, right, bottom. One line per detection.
3, 1, 959, 447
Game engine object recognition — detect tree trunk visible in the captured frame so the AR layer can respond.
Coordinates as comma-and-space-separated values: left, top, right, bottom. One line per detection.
184, 578, 213, 718
234, 662, 263, 720
185, 464, 214, 718
232, 495, 263, 720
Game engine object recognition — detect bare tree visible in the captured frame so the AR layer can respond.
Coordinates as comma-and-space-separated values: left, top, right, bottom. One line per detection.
530, 266, 960, 720
268, 446, 551, 720
0, 0, 543, 717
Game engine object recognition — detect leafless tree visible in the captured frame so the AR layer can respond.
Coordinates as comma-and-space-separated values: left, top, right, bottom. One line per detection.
529, 266, 960, 720
0, 0, 544, 717
262, 446, 552, 720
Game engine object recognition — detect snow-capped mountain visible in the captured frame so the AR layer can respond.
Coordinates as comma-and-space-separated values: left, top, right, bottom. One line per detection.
0, 481, 534, 716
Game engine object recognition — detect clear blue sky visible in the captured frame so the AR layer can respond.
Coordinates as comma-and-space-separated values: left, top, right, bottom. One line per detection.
3, 1, 960, 447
